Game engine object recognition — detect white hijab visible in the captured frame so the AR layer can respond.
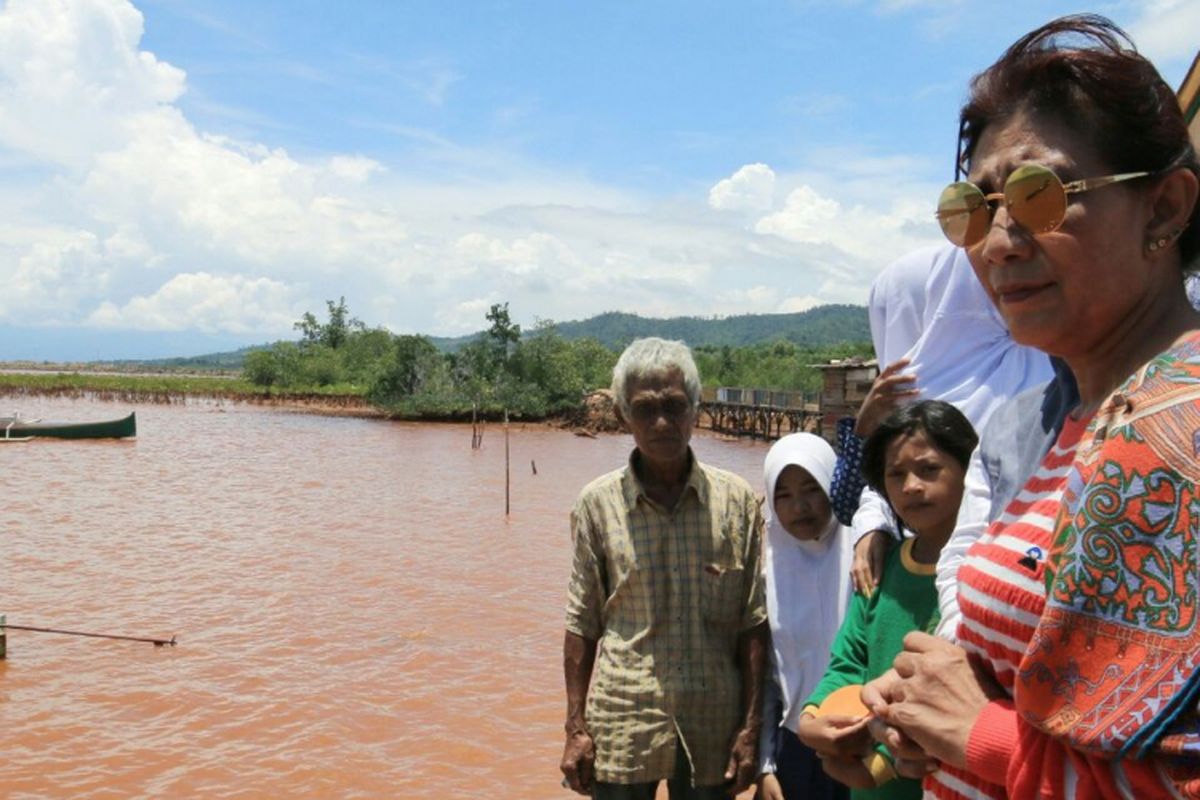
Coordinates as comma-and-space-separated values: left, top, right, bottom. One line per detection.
762, 433, 854, 732
868, 243, 1053, 428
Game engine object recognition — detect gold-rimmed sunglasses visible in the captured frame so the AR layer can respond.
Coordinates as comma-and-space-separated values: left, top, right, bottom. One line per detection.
935, 164, 1149, 247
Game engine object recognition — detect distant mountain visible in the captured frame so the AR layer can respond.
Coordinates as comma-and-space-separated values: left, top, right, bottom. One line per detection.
130, 343, 278, 370
430, 305, 869, 352
558, 306, 868, 349
126, 305, 869, 368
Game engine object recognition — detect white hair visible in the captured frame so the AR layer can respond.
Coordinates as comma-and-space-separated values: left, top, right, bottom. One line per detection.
611, 337, 702, 417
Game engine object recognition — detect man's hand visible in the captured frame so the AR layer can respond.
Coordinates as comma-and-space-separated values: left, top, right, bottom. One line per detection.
854, 358, 918, 438
851, 530, 891, 597
756, 772, 785, 800
797, 712, 872, 760
723, 725, 758, 796
817, 754, 877, 790
559, 730, 595, 795
561, 632, 597, 794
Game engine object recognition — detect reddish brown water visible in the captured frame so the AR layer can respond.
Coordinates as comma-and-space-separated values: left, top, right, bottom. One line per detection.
0, 399, 771, 798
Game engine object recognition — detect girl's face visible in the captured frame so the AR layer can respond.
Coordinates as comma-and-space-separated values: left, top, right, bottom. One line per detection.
773, 465, 833, 542
882, 429, 966, 539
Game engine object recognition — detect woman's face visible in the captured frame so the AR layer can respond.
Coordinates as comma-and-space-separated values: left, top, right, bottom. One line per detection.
772, 465, 833, 542
963, 109, 1154, 358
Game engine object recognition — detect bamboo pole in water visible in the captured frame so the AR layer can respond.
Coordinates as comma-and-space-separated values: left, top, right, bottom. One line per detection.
504, 408, 511, 516
471, 404, 480, 449
1, 622, 176, 648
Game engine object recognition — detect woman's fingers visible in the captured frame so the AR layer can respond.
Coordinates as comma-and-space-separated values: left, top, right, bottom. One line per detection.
852, 530, 890, 596
854, 360, 919, 436
862, 668, 899, 710
878, 358, 912, 378
894, 757, 939, 779
873, 640, 990, 769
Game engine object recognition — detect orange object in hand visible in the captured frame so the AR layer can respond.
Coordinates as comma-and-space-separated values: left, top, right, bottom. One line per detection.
815, 684, 870, 719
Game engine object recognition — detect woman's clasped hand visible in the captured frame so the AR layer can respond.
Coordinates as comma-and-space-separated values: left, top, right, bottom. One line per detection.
861, 633, 1003, 771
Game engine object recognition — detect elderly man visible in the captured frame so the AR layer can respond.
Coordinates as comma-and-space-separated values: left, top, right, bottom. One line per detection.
560, 337, 769, 799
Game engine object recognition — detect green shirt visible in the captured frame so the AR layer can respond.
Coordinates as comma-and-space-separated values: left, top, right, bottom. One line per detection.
805, 538, 939, 800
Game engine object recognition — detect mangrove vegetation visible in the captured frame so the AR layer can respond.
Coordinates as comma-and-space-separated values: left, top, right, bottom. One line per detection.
0, 300, 873, 420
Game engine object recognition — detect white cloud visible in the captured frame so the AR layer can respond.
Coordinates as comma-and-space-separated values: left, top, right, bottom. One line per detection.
436, 296, 495, 332
1128, 0, 1200, 67
86, 272, 298, 333
778, 294, 824, 313
0, 0, 946, 355
708, 163, 776, 212
755, 186, 840, 242
0, 0, 185, 170
326, 155, 385, 184
1, 229, 108, 320
452, 231, 583, 278
753, 170, 943, 268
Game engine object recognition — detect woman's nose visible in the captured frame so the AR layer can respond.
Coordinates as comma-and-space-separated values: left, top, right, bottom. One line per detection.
979, 203, 1035, 264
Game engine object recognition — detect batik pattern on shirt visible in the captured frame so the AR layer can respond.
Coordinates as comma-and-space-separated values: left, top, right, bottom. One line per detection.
1017, 333, 1200, 797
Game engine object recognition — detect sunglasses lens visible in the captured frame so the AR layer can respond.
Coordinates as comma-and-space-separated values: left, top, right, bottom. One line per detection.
1005, 164, 1066, 234
937, 182, 989, 246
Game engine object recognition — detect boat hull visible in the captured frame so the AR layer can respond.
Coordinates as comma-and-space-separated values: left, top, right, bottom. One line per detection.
4, 412, 137, 440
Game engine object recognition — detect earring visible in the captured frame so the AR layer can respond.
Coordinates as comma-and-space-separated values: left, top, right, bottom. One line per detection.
1147, 227, 1184, 253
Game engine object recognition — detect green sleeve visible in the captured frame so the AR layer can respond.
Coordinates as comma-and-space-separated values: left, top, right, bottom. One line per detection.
804, 589, 871, 709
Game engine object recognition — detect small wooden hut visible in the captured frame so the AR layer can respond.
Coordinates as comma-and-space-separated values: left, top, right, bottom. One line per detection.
815, 358, 878, 444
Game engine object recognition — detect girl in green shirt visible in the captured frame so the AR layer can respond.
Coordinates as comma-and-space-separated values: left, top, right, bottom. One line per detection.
796, 400, 977, 799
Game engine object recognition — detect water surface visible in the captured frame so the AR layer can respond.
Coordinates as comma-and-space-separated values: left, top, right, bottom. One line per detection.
0, 398, 770, 798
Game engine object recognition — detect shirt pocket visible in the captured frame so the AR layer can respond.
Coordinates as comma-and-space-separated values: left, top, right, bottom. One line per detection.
701, 560, 745, 628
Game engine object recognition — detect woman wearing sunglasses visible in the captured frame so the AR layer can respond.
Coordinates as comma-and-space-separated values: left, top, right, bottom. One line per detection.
859, 14, 1200, 800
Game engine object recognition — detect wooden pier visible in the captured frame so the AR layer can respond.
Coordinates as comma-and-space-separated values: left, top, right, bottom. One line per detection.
699, 388, 820, 441
699, 359, 878, 443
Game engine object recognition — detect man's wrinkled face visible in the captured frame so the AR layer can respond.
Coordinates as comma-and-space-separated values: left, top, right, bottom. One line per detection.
622, 368, 695, 467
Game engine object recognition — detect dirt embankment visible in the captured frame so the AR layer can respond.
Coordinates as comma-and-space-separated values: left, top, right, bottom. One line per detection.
0, 380, 626, 429
0, 384, 388, 419
555, 389, 621, 436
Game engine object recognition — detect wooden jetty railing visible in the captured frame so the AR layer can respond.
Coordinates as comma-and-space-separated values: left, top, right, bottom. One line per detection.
698, 387, 822, 441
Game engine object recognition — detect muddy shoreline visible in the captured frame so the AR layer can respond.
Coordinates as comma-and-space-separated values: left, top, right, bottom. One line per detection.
0, 382, 625, 434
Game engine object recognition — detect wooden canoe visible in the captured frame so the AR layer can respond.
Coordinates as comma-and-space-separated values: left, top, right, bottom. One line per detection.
2, 412, 137, 440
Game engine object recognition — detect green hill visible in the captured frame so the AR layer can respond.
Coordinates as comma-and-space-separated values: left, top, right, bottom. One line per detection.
134, 305, 869, 368
557, 305, 867, 349
429, 305, 869, 352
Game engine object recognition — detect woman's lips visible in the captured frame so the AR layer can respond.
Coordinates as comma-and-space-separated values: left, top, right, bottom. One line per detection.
996, 282, 1051, 304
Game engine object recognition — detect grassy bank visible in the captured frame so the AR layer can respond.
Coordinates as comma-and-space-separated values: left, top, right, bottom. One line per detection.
0, 370, 380, 416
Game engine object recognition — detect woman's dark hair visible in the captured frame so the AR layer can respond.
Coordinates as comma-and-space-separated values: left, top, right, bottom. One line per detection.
958, 14, 1200, 268
862, 400, 979, 532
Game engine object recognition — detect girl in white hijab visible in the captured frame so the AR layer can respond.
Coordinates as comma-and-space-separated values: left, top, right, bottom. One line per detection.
757, 433, 854, 800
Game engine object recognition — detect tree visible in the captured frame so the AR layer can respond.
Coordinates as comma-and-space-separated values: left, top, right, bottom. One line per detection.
295, 297, 364, 350
369, 335, 443, 401
341, 327, 397, 386
242, 349, 280, 387
485, 302, 521, 366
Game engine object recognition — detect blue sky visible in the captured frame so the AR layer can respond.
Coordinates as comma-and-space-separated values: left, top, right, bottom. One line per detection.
0, 0, 1196, 360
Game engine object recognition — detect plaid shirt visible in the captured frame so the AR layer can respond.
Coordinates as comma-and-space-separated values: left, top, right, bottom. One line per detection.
565, 450, 767, 786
